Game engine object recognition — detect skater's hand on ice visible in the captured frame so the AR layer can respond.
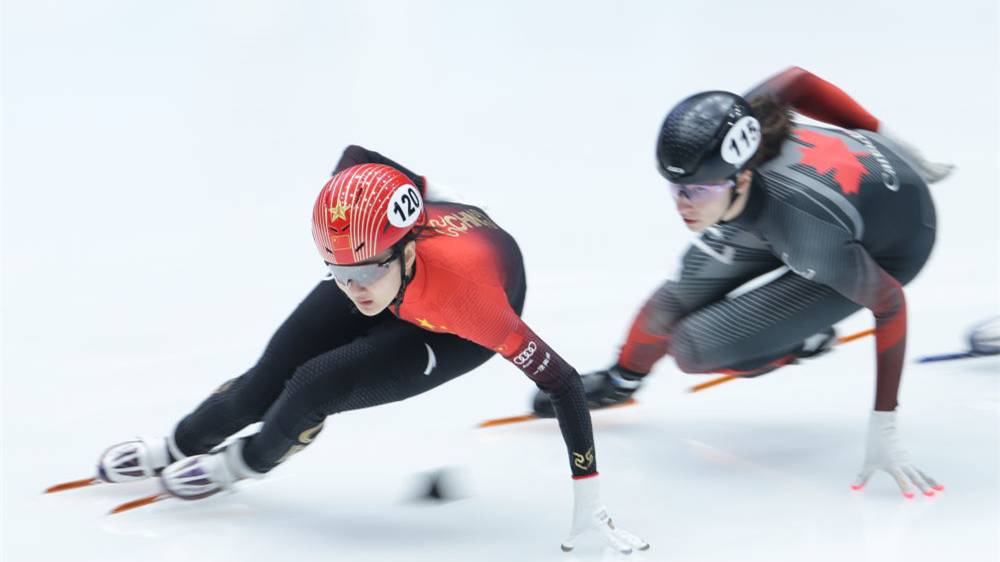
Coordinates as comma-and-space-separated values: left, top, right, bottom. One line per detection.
561, 476, 649, 554
851, 410, 944, 498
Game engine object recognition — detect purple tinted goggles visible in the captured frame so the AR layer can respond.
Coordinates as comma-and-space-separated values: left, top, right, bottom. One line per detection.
668, 179, 735, 203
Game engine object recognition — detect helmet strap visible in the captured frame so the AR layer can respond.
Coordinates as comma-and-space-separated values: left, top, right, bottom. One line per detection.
727, 185, 739, 206
390, 245, 413, 314
718, 173, 743, 223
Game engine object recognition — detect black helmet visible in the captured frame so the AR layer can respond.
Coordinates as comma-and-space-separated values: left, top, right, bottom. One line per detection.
656, 91, 761, 184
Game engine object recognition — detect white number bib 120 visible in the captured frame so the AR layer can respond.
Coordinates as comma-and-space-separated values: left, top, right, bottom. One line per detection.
387, 184, 423, 227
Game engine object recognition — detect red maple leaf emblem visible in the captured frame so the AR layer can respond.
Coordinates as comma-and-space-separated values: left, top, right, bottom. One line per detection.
794, 129, 869, 195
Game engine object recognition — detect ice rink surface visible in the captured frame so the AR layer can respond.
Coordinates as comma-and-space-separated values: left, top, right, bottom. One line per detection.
3, 1, 998, 561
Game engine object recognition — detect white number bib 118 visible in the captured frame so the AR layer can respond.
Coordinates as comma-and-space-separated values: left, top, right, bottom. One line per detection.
720, 116, 761, 166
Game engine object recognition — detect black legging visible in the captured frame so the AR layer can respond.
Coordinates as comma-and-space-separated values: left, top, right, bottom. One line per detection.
174, 277, 525, 473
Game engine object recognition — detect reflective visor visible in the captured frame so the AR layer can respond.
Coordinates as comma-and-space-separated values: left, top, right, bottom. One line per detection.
668, 179, 735, 203
324, 252, 397, 286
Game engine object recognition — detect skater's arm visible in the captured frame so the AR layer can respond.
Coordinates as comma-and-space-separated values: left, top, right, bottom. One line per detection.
617, 287, 674, 375
444, 283, 598, 478
744, 66, 879, 131
766, 200, 905, 411
807, 241, 906, 412
333, 145, 427, 196
502, 323, 598, 478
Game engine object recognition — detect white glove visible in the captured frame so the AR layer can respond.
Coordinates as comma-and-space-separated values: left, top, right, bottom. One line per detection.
561, 476, 649, 554
851, 410, 943, 498
877, 124, 955, 184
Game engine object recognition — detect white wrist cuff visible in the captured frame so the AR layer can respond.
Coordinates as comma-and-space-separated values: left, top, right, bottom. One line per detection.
572, 474, 600, 505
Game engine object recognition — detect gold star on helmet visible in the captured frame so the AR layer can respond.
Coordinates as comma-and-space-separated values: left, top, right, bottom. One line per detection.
328, 202, 349, 222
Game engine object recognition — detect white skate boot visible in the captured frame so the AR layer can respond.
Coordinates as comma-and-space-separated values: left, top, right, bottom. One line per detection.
159, 438, 264, 500
97, 434, 186, 483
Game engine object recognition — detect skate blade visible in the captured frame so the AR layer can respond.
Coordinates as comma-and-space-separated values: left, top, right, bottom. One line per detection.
44, 477, 101, 494
109, 493, 169, 515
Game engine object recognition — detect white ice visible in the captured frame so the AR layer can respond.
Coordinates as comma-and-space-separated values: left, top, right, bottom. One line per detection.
2, 1, 998, 561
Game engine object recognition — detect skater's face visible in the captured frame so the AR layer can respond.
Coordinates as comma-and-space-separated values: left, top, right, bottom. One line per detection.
672, 170, 752, 232
333, 241, 417, 315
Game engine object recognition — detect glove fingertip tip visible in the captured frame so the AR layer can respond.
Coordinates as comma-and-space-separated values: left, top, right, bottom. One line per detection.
932, 484, 945, 491
903, 492, 915, 499
850, 484, 864, 491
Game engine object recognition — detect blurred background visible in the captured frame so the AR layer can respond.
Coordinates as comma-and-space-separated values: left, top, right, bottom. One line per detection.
3, 1, 998, 561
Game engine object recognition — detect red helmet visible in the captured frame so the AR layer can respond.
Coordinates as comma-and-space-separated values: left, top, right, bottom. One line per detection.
311, 164, 425, 265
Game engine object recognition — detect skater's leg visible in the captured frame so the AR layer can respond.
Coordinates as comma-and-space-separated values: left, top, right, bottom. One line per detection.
532, 227, 780, 415
671, 271, 860, 375
618, 226, 782, 374
173, 281, 379, 456
240, 320, 495, 472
